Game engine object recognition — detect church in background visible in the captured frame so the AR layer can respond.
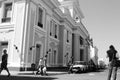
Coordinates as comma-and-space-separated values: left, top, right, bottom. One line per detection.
0, 0, 97, 71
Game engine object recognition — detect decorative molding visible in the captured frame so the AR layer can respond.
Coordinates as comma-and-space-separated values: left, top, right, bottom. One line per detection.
14, 0, 26, 2
51, 0, 60, 8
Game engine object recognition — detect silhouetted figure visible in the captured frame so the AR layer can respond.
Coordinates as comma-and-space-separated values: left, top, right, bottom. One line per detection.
0, 49, 10, 77
107, 45, 119, 80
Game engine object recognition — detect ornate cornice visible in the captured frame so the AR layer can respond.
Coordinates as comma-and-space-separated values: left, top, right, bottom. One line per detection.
41, 0, 60, 10
51, 0, 60, 8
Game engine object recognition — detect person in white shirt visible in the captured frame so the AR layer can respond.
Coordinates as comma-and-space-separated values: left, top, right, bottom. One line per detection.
36, 58, 44, 75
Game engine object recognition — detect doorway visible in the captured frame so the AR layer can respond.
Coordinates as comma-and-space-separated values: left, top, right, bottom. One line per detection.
53, 50, 57, 66
80, 49, 84, 61
35, 44, 41, 67
0, 41, 8, 62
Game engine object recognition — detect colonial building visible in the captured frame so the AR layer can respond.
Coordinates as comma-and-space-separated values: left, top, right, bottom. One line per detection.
59, 0, 90, 62
0, 0, 93, 71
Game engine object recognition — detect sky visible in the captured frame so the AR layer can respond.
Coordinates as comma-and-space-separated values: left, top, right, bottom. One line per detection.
79, 0, 120, 63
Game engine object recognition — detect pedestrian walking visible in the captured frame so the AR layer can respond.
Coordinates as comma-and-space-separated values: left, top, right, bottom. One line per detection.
42, 57, 47, 75
67, 60, 73, 74
0, 49, 10, 77
106, 45, 119, 80
36, 58, 44, 75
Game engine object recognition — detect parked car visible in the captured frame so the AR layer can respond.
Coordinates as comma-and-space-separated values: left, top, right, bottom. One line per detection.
70, 61, 88, 73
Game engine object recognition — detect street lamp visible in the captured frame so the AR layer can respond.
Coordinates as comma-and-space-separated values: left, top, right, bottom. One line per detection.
14, 44, 24, 70
29, 46, 35, 51
14, 44, 19, 52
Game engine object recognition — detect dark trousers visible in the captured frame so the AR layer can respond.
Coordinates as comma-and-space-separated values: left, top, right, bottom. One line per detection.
107, 62, 118, 80
0, 63, 10, 76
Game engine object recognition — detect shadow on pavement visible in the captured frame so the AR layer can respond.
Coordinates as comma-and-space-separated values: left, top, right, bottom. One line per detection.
0, 75, 57, 80
92, 69, 107, 73
47, 72, 67, 76
18, 72, 35, 75
17, 71, 67, 76
70, 69, 107, 74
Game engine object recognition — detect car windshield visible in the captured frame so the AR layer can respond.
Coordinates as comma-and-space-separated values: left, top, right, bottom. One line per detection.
74, 61, 86, 65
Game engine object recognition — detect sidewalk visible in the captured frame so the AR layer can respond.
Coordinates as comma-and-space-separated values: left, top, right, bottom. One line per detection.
0, 71, 65, 80
0, 70, 67, 77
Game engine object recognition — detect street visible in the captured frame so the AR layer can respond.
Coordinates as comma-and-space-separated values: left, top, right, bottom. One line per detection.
51, 69, 120, 80
0, 69, 120, 80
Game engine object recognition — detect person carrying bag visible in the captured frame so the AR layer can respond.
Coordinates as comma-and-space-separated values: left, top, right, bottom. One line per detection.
112, 53, 120, 67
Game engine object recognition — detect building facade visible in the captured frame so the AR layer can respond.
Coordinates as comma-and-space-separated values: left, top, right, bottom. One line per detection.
0, 0, 92, 71
59, 0, 90, 62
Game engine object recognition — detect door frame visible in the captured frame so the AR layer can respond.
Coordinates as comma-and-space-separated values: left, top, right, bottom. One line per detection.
34, 41, 43, 67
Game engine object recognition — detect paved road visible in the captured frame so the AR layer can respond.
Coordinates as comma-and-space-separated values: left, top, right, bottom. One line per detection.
51, 69, 120, 80
0, 69, 120, 80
